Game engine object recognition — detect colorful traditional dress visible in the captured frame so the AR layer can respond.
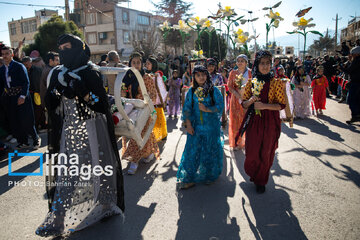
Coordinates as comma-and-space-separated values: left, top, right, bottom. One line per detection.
37, 63, 125, 236
167, 77, 182, 116
210, 73, 224, 86
291, 74, 312, 118
311, 75, 329, 110
228, 68, 251, 148
177, 87, 224, 183
152, 73, 168, 141
241, 78, 286, 186
121, 73, 160, 162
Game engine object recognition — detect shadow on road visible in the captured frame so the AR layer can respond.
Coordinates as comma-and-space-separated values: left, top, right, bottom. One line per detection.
0, 156, 41, 196
318, 115, 360, 134
166, 117, 179, 133
336, 164, 360, 189
232, 150, 307, 239
294, 118, 344, 142
281, 123, 307, 139
66, 160, 160, 239
175, 152, 240, 240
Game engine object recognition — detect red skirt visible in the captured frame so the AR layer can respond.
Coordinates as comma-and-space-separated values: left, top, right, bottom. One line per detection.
244, 109, 281, 185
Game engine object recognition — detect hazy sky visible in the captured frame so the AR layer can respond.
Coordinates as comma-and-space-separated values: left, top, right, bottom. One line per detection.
1, 0, 359, 48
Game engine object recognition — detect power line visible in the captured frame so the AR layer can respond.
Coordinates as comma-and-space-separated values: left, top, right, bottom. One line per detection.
0, 1, 65, 9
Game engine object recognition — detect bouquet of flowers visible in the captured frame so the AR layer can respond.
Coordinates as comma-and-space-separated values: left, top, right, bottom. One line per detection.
251, 78, 265, 116
194, 87, 205, 124
234, 73, 244, 88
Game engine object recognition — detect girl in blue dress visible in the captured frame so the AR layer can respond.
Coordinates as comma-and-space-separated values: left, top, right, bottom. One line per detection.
177, 65, 224, 189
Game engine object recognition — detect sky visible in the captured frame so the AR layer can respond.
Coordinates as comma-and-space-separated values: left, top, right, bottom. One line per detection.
1, 0, 360, 51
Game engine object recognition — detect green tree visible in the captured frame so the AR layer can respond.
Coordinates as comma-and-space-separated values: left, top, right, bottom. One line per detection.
196, 30, 227, 60
153, 0, 192, 24
308, 30, 334, 56
23, 15, 83, 57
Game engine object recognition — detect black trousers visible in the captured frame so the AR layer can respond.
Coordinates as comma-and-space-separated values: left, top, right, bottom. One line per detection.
3, 94, 38, 144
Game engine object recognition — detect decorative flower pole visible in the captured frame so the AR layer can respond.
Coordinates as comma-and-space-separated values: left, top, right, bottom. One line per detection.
210, 6, 244, 56
230, 28, 255, 56
172, 20, 191, 56
159, 20, 171, 53
186, 16, 208, 51
287, 17, 323, 60
265, 10, 284, 49
202, 19, 215, 57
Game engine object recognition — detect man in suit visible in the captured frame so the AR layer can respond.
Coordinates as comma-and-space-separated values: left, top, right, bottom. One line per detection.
0, 46, 40, 149
23, 56, 46, 131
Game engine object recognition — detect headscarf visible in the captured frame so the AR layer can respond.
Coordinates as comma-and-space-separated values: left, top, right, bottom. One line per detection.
145, 57, 158, 73
192, 65, 214, 97
123, 52, 143, 98
236, 54, 248, 63
293, 65, 304, 84
252, 50, 273, 82
57, 34, 90, 70
236, 54, 250, 79
206, 58, 218, 74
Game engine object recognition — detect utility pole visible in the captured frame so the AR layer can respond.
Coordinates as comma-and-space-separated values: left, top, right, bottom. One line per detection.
332, 14, 342, 53
65, 0, 70, 21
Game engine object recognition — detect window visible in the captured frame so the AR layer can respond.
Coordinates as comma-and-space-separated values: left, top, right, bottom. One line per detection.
123, 11, 129, 24
137, 15, 149, 25
123, 31, 130, 43
86, 13, 96, 25
30, 20, 37, 32
87, 32, 97, 45
21, 21, 29, 34
10, 23, 16, 35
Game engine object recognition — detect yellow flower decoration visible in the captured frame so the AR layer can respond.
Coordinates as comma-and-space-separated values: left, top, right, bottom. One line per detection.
267, 10, 284, 21
159, 21, 170, 31
173, 20, 191, 33
221, 6, 235, 17
292, 17, 316, 30
202, 20, 214, 31
298, 17, 308, 26
191, 49, 204, 59
274, 20, 280, 28
188, 16, 207, 26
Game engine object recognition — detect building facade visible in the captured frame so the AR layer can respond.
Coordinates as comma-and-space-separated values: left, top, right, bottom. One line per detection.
8, 9, 58, 48
72, 0, 159, 62
341, 17, 360, 45
114, 6, 159, 59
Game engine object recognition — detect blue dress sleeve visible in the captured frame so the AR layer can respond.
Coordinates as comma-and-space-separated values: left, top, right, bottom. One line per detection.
207, 87, 224, 116
182, 87, 194, 122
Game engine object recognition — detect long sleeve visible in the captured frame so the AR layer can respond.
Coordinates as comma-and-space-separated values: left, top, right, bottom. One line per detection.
207, 87, 224, 115
242, 79, 253, 101
273, 79, 286, 109
182, 87, 194, 122
228, 70, 236, 90
14, 62, 30, 97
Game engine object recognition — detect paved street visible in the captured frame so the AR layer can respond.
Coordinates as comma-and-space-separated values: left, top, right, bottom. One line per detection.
0, 97, 359, 240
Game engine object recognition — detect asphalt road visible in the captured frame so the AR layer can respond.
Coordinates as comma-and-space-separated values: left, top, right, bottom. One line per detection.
0, 97, 359, 240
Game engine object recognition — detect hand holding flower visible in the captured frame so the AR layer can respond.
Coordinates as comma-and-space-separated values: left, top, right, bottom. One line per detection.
199, 103, 210, 112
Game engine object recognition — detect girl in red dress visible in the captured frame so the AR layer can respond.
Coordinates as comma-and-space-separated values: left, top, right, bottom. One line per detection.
240, 50, 286, 193
311, 66, 330, 115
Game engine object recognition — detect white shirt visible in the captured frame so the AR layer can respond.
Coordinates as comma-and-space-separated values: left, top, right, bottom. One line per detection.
4, 64, 11, 88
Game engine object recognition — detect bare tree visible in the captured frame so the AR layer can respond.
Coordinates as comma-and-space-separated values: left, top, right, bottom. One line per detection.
131, 24, 161, 58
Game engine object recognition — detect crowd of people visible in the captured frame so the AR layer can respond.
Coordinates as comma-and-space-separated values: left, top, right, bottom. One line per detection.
0, 35, 360, 237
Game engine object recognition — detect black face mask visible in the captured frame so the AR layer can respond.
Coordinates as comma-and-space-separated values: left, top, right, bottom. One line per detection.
59, 47, 88, 70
